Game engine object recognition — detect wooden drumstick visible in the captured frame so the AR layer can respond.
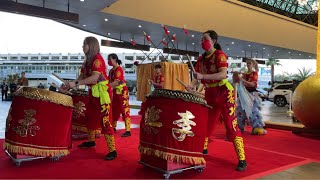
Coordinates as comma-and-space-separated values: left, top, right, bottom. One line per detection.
52, 73, 67, 83
176, 78, 205, 98
186, 54, 196, 73
176, 78, 188, 88
52, 73, 77, 90
234, 83, 238, 103
49, 82, 73, 95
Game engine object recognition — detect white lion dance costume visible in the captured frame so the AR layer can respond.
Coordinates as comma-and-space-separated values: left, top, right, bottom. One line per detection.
236, 81, 266, 135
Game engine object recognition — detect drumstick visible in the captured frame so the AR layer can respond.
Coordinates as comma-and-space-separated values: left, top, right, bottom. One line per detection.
186, 54, 196, 73
49, 83, 73, 95
234, 83, 238, 103
52, 73, 77, 90
176, 78, 188, 88
52, 73, 67, 83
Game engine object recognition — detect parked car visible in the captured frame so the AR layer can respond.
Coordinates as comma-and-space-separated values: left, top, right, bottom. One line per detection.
268, 83, 293, 107
256, 88, 268, 101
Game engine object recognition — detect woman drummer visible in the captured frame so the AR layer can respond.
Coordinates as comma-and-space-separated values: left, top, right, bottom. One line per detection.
108, 53, 131, 137
60, 36, 117, 160
187, 30, 247, 171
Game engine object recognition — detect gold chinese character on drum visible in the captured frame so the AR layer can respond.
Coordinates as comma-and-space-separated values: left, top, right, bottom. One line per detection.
69, 90, 101, 139
139, 89, 211, 171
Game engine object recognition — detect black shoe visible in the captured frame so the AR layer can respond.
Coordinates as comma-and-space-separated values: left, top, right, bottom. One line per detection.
236, 160, 247, 171
105, 151, 117, 160
121, 131, 131, 137
78, 141, 96, 148
113, 128, 116, 132
203, 149, 208, 155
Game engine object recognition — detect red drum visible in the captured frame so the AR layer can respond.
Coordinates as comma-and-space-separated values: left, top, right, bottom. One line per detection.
4, 87, 73, 157
70, 90, 101, 138
139, 89, 210, 171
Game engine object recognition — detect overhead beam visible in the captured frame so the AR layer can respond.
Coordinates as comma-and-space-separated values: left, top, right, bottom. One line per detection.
101, 39, 150, 51
242, 58, 265, 65
0, 0, 79, 24
163, 48, 199, 57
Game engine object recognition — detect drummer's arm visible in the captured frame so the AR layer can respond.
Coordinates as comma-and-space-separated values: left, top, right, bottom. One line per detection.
74, 72, 100, 87
197, 83, 204, 92
187, 78, 198, 91
77, 73, 85, 81
199, 68, 227, 81
110, 80, 120, 88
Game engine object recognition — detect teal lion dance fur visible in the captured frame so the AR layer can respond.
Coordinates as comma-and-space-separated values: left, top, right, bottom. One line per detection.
236, 81, 266, 135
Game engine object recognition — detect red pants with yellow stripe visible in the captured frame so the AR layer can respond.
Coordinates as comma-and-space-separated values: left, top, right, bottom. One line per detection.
86, 89, 115, 152
112, 86, 131, 132
204, 85, 245, 161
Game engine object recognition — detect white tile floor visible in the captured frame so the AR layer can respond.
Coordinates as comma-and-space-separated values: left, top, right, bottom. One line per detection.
0, 95, 141, 139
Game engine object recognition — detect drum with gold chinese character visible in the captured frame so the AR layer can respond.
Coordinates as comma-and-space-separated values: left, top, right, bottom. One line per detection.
139, 89, 210, 171
4, 87, 73, 157
70, 90, 101, 139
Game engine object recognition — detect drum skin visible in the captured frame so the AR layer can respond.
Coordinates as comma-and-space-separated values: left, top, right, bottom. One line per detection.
139, 89, 210, 166
4, 87, 73, 157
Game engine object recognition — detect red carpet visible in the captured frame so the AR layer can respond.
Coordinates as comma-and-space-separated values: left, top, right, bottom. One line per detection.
130, 115, 141, 125
0, 123, 318, 179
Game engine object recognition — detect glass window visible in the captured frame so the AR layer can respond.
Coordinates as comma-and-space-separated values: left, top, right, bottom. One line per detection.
136, 56, 145, 60
125, 56, 134, 61
10, 56, 18, 60
275, 84, 293, 90
51, 56, 60, 60
41, 56, 49, 60
171, 56, 179, 60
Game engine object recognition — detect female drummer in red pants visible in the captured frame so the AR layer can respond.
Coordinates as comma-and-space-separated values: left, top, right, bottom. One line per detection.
108, 53, 131, 137
60, 36, 117, 160
187, 30, 247, 171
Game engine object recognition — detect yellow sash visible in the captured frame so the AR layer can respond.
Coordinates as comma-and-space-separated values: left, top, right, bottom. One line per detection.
92, 80, 111, 105
115, 83, 126, 95
206, 79, 234, 91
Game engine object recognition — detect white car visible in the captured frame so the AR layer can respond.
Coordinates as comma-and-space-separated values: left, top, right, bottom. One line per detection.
268, 83, 293, 107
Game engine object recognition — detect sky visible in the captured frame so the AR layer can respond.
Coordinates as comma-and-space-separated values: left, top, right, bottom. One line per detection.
0, 12, 142, 54
0, 11, 317, 75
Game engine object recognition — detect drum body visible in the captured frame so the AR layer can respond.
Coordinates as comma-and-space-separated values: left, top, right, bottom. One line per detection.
4, 87, 73, 157
71, 90, 89, 133
139, 89, 210, 170
70, 90, 101, 138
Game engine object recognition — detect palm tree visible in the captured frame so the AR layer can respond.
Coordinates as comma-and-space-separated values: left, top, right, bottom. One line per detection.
240, 66, 247, 73
266, 58, 281, 82
230, 63, 237, 72
274, 72, 293, 82
292, 67, 315, 81
7, 73, 19, 84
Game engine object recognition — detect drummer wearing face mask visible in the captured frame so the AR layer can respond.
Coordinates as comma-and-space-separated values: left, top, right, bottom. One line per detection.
186, 30, 247, 171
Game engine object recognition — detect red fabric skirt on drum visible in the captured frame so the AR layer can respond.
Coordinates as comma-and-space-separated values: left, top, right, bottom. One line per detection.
4, 87, 73, 157
139, 89, 210, 168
